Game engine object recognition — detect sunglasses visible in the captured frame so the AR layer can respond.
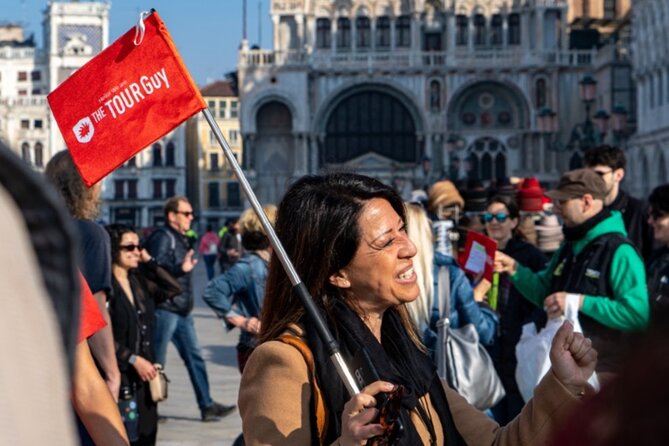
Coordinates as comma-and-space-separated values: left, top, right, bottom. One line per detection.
119, 244, 142, 252
481, 212, 509, 224
371, 384, 405, 446
175, 210, 194, 217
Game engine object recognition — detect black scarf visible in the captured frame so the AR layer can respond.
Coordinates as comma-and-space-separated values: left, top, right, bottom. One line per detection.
562, 209, 611, 242
304, 299, 466, 446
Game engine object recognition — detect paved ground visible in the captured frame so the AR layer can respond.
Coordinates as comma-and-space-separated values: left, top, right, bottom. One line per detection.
156, 261, 244, 445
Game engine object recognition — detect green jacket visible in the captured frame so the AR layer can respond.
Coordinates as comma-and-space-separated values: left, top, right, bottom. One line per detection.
512, 211, 649, 331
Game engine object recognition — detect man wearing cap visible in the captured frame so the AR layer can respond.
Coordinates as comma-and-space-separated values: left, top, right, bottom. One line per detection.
495, 168, 649, 377
584, 145, 654, 261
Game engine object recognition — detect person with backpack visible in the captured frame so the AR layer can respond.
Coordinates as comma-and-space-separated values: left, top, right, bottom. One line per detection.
143, 196, 235, 422
203, 204, 277, 372
495, 169, 649, 380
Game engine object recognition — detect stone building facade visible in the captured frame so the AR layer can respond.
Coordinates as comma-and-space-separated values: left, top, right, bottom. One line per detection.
236, 0, 635, 204
0, 1, 109, 168
627, 0, 669, 196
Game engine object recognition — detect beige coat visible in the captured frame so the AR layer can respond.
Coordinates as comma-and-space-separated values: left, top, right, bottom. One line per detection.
239, 327, 580, 446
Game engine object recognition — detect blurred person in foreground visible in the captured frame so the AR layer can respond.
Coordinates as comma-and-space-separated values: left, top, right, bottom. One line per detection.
239, 172, 597, 445
482, 196, 548, 424
143, 196, 235, 421
45, 150, 121, 401
646, 184, 669, 316
495, 169, 649, 379
204, 205, 277, 373
107, 224, 182, 444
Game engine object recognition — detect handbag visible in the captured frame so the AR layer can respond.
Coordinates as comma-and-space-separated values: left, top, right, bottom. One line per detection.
515, 293, 600, 402
435, 266, 506, 410
149, 364, 170, 402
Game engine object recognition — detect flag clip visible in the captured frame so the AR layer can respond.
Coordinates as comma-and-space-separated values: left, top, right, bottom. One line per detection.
133, 11, 152, 46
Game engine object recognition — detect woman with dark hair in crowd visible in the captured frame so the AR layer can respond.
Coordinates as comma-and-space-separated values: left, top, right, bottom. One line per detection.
239, 172, 596, 446
647, 184, 669, 316
106, 224, 182, 445
483, 195, 548, 424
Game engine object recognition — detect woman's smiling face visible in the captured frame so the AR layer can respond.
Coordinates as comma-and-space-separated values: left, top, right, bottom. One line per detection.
331, 198, 419, 314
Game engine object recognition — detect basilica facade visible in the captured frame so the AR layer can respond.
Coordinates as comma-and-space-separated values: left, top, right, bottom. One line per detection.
237, 0, 623, 203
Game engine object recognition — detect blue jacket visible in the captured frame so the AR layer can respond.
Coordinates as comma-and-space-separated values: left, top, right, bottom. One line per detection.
203, 252, 268, 349
423, 253, 498, 353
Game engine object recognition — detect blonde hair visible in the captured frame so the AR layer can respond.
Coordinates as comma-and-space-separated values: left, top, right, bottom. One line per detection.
239, 204, 277, 235
404, 203, 435, 329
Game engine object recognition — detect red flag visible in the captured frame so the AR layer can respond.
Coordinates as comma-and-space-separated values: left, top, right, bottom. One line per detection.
47, 11, 206, 186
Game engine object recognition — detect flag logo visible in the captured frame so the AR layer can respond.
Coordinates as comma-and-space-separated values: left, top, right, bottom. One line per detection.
73, 117, 95, 144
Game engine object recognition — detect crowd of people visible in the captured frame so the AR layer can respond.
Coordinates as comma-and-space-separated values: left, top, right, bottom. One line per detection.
4, 140, 669, 445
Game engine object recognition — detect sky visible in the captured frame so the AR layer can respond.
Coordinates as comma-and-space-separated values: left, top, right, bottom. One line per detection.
4, 0, 273, 86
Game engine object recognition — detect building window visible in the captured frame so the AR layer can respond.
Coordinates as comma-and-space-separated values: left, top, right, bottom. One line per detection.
31, 70, 41, 81
218, 100, 226, 118
430, 80, 441, 111
114, 180, 124, 199
128, 179, 138, 199
316, 18, 331, 48
20, 119, 30, 129
208, 100, 216, 110
376, 16, 390, 49
396, 15, 411, 48
336, 17, 351, 49
166, 179, 176, 197
229, 129, 239, 143
21, 142, 30, 163
34, 142, 43, 167
126, 156, 137, 167
227, 182, 241, 207
152, 143, 163, 166
603, 0, 616, 20
32, 88, 42, 95
456, 15, 468, 46
356, 16, 371, 49
209, 152, 220, 171
535, 79, 547, 108
17, 71, 27, 81
491, 15, 503, 46
152, 179, 162, 199
474, 14, 486, 46
230, 100, 238, 118
18, 89, 27, 96
34, 119, 43, 129
508, 14, 521, 45
208, 182, 220, 207
165, 141, 175, 166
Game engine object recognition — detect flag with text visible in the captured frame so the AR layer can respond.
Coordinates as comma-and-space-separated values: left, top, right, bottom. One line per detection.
48, 10, 206, 186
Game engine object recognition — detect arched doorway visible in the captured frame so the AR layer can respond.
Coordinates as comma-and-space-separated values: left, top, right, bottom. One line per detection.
255, 101, 294, 204
321, 89, 418, 167
465, 137, 507, 181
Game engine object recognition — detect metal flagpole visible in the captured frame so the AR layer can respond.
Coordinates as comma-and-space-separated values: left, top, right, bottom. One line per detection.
202, 108, 360, 396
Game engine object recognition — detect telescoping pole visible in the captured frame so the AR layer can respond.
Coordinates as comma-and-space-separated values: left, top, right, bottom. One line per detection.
202, 108, 360, 396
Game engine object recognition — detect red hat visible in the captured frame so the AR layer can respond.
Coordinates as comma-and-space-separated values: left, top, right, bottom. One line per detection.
517, 177, 545, 212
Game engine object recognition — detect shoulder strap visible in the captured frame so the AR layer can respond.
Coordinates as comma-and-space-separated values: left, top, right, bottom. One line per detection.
277, 334, 327, 445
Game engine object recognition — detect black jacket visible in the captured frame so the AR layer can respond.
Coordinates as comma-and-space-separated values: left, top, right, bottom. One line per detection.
609, 189, 654, 261
144, 225, 193, 315
647, 246, 669, 318
109, 260, 182, 386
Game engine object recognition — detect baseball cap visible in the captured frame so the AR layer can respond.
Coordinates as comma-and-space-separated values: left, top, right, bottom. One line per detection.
545, 168, 608, 201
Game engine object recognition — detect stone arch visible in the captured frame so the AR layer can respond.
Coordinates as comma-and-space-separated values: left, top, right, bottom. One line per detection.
465, 137, 507, 181
254, 100, 295, 204
447, 79, 531, 131
241, 92, 300, 135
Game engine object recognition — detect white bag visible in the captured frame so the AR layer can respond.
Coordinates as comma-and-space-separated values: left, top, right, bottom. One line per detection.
515, 293, 599, 402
